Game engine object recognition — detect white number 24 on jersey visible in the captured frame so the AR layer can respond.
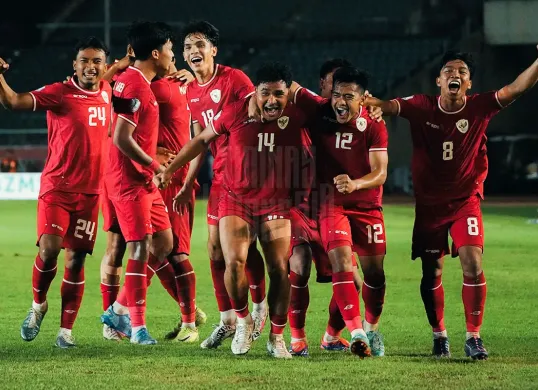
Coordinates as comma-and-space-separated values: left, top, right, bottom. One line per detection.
88, 107, 106, 127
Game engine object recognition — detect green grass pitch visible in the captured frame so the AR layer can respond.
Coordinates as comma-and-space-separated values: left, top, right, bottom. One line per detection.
0, 200, 537, 389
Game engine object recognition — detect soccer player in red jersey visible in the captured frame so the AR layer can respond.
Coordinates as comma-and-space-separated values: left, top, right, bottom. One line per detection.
291, 67, 389, 358
160, 62, 307, 358
288, 58, 365, 356
365, 48, 538, 359
0, 37, 112, 348
100, 21, 175, 345
176, 20, 267, 348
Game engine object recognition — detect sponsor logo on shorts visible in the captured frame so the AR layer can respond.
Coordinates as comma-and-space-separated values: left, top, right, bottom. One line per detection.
51, 224, 64, 231
267, 215, 284, 220
425, 249, 440, 253
135, 299, 145, 305
343, 304, 354, 310
207, 214, 218, 220
334, 230, 349, 236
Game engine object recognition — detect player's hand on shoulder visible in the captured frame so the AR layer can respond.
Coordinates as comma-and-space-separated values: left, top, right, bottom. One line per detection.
334, 174, 358, 194
363, 92, 384, 123
248, 95, 262, 121
167, 69, 195, 85
0, 58, 9, 75
156, 147, 176, 167
115, 54, 134, 71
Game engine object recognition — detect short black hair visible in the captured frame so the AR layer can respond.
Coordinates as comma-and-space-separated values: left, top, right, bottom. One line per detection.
181, 20, 219, 48
439, 50, 475, 78
127, 21, 175, 61
255, 62, 292, 87
74, 36, 109, 57
319, 58, 352, 79
332, 66, 369, 93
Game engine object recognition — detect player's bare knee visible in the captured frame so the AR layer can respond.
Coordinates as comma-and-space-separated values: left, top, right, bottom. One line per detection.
328, 246, 353, 273
207, 236, 224, 262
38, 235, 63, 262
459, 246, 483, 277
128, 238, 151, 261
266, 260, 288, 281
107, 234, 126, 266
289, 244, 312, 278
65, 250, 86, 271
421, 256, 444, 278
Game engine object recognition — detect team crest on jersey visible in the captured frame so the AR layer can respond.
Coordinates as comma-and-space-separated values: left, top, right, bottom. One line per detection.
210, 89, 221, 103
180, 86, 187, 95
356, 117, 367, 132
277, 116, 289, 129
101, 91, 109, 104
456, 119, 469, 134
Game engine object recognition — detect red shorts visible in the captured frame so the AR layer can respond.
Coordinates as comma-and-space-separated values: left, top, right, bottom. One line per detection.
110, 188, 171, 242
37, 190, 100, 254
207, 182, 223, 226
319, 205, 386, 256
412, 195, 484, 260
160, 183, 195, 256
219, 192, 290, 228
290, 207, 358, 283
101, 184, 121, 234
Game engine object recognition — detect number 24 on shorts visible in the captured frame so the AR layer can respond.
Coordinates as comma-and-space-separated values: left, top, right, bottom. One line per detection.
74, 219, 96, 241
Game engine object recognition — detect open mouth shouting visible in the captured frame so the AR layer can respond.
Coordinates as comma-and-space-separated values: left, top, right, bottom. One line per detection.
335, 105, 349, 122
448, 79, 461, 94
263, 103, 281, 120
190, 55, 203, 66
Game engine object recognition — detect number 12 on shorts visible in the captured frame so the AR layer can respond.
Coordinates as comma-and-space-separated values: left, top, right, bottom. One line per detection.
74, 219, 96, 241
367, 224, 384, 244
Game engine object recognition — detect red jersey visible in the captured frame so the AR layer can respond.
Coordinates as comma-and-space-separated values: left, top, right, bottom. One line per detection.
106, 66, 159, 199
187, 64, 254, 185
393, 92, 504, 204
295, 88, 388, 209
151, 78, 191, 183
30, 78, 112, 196
210, 97, 307, 204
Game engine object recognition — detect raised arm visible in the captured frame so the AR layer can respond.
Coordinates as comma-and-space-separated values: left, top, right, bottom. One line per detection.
113, 117, 161, 173
362, 96, 399, 117
160, 124, 219, 188
497, 45, 538, 106
0, 58, 35, 110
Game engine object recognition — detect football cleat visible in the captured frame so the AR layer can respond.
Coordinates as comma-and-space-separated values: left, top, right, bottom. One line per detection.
251, 305, 268, 341
320, 337, 350, 352
175, 327, 199, 343
103, 324, 123, 341
200, 323, 236, 349
100, 306, 132, 338
464, 337, 488, 360
366, 330, 385, 357
55, 330, 76, 349
267, 335, 292, 359
165, 307, 208, 340
432, 336, 451, 358
130, 327, 157, 345
350, 333, 372, 358
21, 306, 47, 342
289, 339, 309, 357
231, 322, 253, 355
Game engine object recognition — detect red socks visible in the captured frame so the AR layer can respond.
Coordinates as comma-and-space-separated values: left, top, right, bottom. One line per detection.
60, 267, 85, 330
289, 271, 309, 339
100, 283, 119, 311
463, 272, 487, 333
420, 275, 446, 332
230, 294, 250, 319
173, 259, 196, 323
147, 254, 178, 302
124, 260, 148, 327
362, 275, 386, 325
270, 314, 287, 335
32, 254, 58, 304
332, 272, 362, 332
245, 246, 266, 304
210, 260, 233, 312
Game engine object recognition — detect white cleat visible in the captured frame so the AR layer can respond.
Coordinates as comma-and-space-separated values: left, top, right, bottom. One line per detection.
103, 324, 123, 341
200, 322, 236, 349
267, 334, 292, 359
231, 321, 254, 355
55, 330, 76, 349
251, 306, 268, 341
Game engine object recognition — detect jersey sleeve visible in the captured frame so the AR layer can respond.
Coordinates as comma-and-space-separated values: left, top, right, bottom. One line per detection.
209, 108, 232, 136
293, 87, 325, 117
29, 82, 64, 112
472, 91, 504, 120
231, 69, 255, 100
367, 120, 389, 151
392, 94, 433, 120
151, 80, 172, 104
114, 81, 146, 127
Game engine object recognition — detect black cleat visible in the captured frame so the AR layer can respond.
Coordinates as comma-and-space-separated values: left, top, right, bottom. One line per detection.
432, 336, 451, 358
464, 337, 488, 360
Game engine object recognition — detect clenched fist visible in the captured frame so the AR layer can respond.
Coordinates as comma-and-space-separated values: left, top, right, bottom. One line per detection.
334, 174, 358, 194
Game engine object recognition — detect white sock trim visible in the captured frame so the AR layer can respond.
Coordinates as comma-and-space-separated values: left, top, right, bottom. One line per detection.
332, 281, 354, 286
463, 282, 486, 287
62, 279, 85, 285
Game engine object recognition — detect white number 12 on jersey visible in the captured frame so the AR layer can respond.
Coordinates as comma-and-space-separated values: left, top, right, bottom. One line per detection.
335, 132, 353, 149
88, 107, 106, 127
